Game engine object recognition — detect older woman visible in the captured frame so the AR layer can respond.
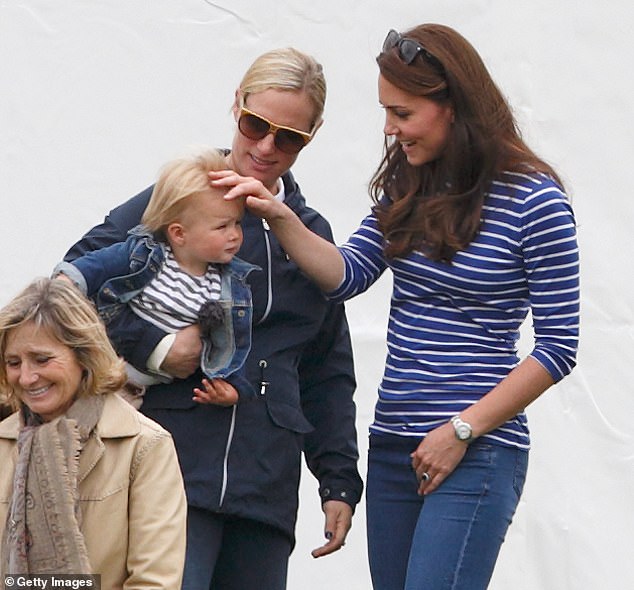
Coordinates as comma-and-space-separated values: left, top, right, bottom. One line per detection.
0, 278, 186, 588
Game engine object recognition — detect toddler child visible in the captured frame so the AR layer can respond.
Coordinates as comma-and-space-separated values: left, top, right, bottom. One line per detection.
54, 147, 257, 407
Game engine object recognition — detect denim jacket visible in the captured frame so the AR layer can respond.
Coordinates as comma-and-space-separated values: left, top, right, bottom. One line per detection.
53, 225, 259, 389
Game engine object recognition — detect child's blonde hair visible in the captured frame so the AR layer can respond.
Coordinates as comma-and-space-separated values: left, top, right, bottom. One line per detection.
142, 147, 227, 234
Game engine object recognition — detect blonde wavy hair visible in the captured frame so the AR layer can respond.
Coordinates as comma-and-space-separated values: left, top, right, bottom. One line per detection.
0, 278, 126, 411
142, 147, 227, 235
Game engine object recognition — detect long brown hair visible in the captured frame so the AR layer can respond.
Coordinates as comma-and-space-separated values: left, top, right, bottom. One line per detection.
371, 24, 562, 262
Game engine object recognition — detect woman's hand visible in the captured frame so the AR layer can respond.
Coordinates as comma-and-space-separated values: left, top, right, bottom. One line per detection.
410, 422, 468, 495
311, 500, 353, 559
193, 378, 239, 406
209, 170, 289, 222
210, 169, 346, 292
160, 325, 202, 379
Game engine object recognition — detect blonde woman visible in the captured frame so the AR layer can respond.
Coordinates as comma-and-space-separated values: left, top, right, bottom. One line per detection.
0, 278, 186, 589
61, 48, 362, 589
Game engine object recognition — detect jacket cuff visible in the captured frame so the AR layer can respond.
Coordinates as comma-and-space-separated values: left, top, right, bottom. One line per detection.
146, 334, 177, 376
319, 485, 360, 512
51, 261, 88, 294
224, 372, 257, 401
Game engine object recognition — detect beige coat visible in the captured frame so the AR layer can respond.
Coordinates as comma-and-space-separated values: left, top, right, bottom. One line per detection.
0, 393, 187, 589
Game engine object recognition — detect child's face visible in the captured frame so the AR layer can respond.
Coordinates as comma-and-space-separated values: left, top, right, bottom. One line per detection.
174, 188, 244, 275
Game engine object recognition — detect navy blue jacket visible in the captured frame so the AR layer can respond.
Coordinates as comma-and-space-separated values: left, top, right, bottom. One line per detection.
64, 169, 363, 544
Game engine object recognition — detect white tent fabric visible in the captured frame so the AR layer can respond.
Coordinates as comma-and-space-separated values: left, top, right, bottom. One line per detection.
1, 1, 632, 588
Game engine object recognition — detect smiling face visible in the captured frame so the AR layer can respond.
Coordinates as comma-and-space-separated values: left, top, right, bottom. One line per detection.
227, 88, 317, 194
4, 321, 84, 422
378, 74, 453, 167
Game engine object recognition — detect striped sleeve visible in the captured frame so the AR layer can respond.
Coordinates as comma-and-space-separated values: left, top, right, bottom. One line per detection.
517, 176, 580, 380
325, 172, 579, 447
329, 213, 387, 300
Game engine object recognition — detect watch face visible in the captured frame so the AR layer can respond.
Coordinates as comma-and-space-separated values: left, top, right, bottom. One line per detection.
456, 424, 471, 440
452, 417, 472, 441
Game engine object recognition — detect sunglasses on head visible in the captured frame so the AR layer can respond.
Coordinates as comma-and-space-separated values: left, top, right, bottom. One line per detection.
237, 100, 315, 154
382, 29, 445, 76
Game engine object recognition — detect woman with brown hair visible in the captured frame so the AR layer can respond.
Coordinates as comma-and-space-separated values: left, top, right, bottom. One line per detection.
213, 23, 580, 590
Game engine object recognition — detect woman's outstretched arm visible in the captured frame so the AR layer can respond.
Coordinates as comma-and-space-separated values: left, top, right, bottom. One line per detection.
211, 170, 345, 292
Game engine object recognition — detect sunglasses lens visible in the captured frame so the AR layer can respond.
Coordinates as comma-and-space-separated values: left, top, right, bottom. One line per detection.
398, 39, 420, 64
382, 30, 445, 76
238, 109, 308, 154
382, 29, 400, 53
275, 130, 306, 154
238, 112, 270, 140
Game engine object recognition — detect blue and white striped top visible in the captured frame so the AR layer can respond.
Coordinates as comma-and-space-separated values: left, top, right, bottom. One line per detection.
329, 171, 580, 449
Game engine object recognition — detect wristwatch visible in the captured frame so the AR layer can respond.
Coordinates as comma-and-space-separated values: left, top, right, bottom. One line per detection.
450, 415, 474, 443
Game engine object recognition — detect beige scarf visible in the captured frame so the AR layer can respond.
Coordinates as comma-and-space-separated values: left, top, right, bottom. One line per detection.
1, 395, 104, 576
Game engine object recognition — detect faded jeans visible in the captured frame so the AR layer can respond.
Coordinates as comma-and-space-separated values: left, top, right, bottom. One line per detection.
366, 433, 528, 590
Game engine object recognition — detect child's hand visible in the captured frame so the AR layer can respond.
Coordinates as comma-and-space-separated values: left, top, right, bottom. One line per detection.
193, 378, 239, 406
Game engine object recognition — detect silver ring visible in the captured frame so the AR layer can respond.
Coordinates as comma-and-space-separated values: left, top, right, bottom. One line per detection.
421, 472, 431, 482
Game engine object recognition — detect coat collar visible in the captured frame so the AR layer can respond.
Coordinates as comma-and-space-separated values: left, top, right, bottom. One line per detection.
96, 393, 142, 438
0, 411, 19, 439
0, 394, 145, 486
0, 392, 141, 440
78, 394, 142, 484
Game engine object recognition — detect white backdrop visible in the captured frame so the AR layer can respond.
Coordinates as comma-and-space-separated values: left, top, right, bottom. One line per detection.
2, 1, 633, 588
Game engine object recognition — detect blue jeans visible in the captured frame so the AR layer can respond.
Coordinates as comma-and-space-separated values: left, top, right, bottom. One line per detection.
366, 434, 528, 590
181, 506, 292, 590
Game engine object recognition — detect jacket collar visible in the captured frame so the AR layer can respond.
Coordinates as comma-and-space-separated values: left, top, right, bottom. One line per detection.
0, 411, 19, 439
0, 393, 141, 441
280, 169, 305, 212
78, 394, 142, 484
225, 256, 260, 279
95, 393, 142, 438
128, 223, 158, 242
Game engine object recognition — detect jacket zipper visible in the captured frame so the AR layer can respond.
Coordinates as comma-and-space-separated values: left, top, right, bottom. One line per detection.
219, 404, 237, 507
220, 219, 272, 507
257, 219, 273, 325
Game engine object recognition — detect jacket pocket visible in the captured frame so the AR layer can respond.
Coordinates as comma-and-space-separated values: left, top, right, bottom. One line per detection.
265, 398, 314, 434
